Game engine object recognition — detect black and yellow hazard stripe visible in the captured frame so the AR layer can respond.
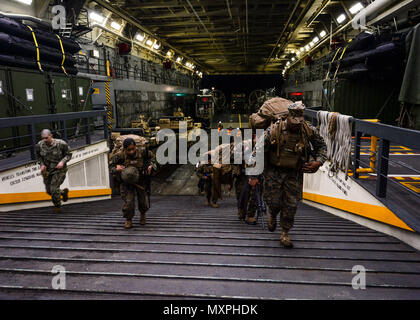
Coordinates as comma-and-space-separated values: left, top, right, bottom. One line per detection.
26, 25, 43, 72
55, 34, 68, 75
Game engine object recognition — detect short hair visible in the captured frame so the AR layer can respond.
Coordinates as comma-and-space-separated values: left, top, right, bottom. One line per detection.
41, 129, 52, 137
123, 137, 136, 149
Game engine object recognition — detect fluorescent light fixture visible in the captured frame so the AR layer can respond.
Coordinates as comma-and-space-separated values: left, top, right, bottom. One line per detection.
15, 0, 32, 4
153, 42, 161, 50
313, 36, 319, 43
296, 50, 300, 56
135, 33, 145, 42
320, 30, 327, 37
89, 12, 105, 23
176, 57, 182, 63
337, 14, 346, 24
110, 21, 121, 30
350, 2, 364, 14
286, 61, 290, 66
305, 45, 310, 51
300, 47, 304, 52
309, 41, 314, 47
291, 57, 295, 61
146, 39, 153, 46
166, 51, 173, 57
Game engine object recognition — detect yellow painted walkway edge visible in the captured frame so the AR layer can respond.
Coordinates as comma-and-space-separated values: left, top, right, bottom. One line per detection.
0, 189, 112, 205
303, 192, 414, 232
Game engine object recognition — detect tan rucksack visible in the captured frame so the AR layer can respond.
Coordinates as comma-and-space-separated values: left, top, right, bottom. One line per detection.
109, 134, 148, 160
249, 97, 294, 129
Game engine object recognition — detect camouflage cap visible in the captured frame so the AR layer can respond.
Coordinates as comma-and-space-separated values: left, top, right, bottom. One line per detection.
288, 102, 305, 124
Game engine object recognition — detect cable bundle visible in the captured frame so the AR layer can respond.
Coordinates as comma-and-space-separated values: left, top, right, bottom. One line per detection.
0, 14, 80, 74
318, 111, 353, 177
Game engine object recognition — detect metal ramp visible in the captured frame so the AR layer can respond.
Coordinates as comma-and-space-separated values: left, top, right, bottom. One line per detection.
0, 195, 419, 299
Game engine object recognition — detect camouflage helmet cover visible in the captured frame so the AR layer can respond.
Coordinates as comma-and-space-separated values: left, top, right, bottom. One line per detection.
121, 166, 140, 185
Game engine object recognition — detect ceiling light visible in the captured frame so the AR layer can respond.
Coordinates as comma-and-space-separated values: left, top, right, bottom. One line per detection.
319, 30, 327, 37
110, 21, 121, 30
309, 41, 315, 47
15, 0, 32, 5
167, 51, 173, 57
153, 42, 161, 50
350, 2, 364, 14
176, 57, 182, 63
286, 61, 290, 66
300, 47, 304, 52
296, 51, 300, 56
146, 39, 153, 46
337, 14, 346, 24
291, 57, 295, 61
313, 36, 319, 43
305, 45, 310, 51
89, 12, 105, 23
135, 33, 145, 42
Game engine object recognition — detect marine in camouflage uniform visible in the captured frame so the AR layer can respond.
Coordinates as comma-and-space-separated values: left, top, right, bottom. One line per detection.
196, 160, 218, 208
232, 139, 258, 224
250, 104, 327, 248
36, 130, 72, 212
109, 142, 157, 229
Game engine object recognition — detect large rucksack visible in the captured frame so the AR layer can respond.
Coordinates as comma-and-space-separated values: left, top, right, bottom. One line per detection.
109, 134, 148, 160
249, 97, 294, 129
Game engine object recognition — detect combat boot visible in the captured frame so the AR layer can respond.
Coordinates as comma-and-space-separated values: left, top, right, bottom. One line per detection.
62, 188, 69, 202
237, 208, 244, 220
245, 216, 257, 225
211, 202, 218, 208
53, 206, 62, 214
280, 230, 293, 248
267, 214, 277, 232
140, 212, 146, 225
125, 219, 132, 229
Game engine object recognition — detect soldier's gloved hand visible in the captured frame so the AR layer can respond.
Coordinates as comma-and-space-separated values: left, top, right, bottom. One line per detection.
40, 165, 47, 173
56, 161, 65, 169
116, 165, 125, 172
248, 178, 259, 188
302, 161, 322, 173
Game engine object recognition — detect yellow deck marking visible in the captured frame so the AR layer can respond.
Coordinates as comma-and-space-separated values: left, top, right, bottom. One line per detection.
394, 177, 404, 180
303, 192, 413, 231
239, 114, 242, 128
400, 182, 420, 193
412, 177, 420, 180
0, 189, 112, 205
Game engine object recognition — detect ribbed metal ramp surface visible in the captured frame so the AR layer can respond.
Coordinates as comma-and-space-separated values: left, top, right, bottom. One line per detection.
0, 196, 420, 300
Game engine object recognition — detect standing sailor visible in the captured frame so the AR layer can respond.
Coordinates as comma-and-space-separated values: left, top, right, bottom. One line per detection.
36, 129, 72, 213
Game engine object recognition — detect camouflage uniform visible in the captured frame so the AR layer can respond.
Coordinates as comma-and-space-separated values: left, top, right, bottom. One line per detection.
232, 139, 258, 221
253, 108, 327, 235
196, 163, 216, 205
109, 148, 157, 221
36, 139, 72, 208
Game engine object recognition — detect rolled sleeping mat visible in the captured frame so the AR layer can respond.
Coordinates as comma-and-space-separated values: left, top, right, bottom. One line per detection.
0, 53, 78, 74
0, 14, 80, 54
0, 32, 76, 66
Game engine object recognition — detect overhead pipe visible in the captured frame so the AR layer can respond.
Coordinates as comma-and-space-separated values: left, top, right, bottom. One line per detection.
0, 11, 51, 29
353, 0, 395, 26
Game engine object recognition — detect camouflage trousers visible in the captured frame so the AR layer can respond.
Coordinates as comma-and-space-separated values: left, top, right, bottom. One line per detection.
43, 169, 67, 207
120, 183, 149, 220
234, 174, 257, 218
203, 178, 217, 204
263, 167, 303, 231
